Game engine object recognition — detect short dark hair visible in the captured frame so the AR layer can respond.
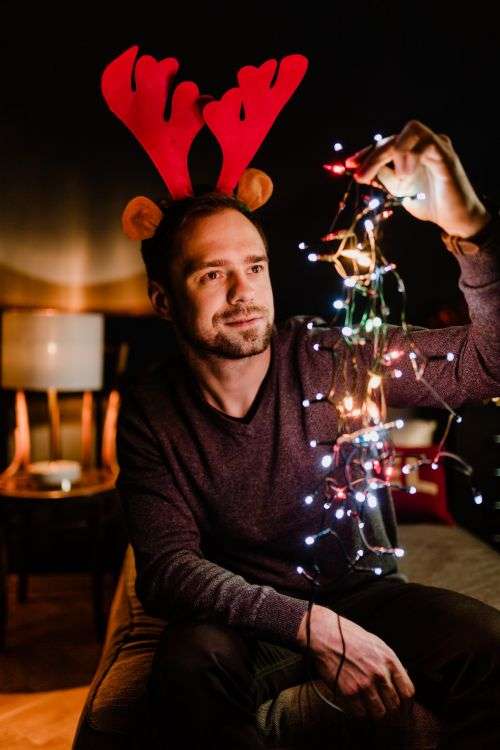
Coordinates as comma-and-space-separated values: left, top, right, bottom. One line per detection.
140, 192, 269, 291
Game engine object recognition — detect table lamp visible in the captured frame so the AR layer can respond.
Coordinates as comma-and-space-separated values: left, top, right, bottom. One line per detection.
1, 310, 104, 488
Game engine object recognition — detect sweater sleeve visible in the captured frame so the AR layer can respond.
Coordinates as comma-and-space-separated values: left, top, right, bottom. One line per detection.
115, 391, 309, 648
382, 220, 500, 408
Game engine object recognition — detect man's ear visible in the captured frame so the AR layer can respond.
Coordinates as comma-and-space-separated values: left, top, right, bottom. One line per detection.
148, 280, 173, 321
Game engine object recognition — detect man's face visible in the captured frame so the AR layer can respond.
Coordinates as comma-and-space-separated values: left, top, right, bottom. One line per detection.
161, 208, 275, 359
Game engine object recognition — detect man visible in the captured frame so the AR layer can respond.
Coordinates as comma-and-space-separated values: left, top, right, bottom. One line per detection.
116, 121, 500, 749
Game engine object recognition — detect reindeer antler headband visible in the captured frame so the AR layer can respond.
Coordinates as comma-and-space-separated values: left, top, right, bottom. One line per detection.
101, 46, 308, 240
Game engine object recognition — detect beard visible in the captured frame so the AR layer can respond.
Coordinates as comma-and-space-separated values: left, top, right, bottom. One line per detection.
171, 302, 274, 360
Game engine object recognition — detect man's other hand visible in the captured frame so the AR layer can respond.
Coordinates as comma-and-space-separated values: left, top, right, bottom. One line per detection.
297, 605, 415, 720
346, 120, 490, 238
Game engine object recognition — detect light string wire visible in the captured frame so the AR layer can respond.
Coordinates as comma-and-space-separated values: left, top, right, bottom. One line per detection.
296, 136, 484, 714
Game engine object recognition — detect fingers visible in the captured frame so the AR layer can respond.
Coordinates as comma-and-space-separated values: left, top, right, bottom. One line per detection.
350, 120, 454, 187
391, 665, 416, 703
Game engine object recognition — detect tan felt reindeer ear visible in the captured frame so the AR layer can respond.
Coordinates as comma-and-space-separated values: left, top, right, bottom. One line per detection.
122, 197, 164, 240
236, 169, 273, 211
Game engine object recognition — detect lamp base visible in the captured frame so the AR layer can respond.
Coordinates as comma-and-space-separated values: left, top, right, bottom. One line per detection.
27, 460, 82, 489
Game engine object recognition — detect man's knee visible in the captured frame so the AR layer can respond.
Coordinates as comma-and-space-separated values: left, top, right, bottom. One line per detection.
150, 620, 253, 689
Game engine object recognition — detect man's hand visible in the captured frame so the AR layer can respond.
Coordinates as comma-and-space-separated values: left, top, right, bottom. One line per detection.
297, 605, 415, 720
347, 120, 490, 238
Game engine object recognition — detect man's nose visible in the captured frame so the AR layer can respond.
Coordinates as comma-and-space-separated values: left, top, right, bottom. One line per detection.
227, 271, 256, 304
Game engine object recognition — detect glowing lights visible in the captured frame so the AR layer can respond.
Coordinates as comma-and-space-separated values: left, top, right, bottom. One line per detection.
456, 416, 463, 424
363, 460, 374, 471
335, 508, 345, 519
374, 133, 383, 142
431, 462, 439, 470
408, 486, 417, 494
302, 399, 310, 407
374, 567, 383, 575
372, 316, 382, 328
474, 493, 483, 505
333, 299, 344, 310
342, 325, 353, 337
447, 352, 455, 361
324, 162, 347, 175
355, 491, 366, 502
395, 419, 405, 429
316, 392, 324, 400
333, 142, 343, 151
296, 566, 304, 574
313, 343, 320, 351
304, 495, 314, 505
367, 494, 378, 508
309, 440, 318, 448
305, 536, 315, 546
343, 395, 354, 412
321, 454, 333, 468
344, 276, 357, 287
368, 373, 382, 389
298, 241, 308, 250
368, 198, 381, 210
393, 369, 403, 378
394, 548, 405, 558
364, 219, 374, 232
402, 464, 411, 475
308, 253, 318, 262
306, 321, 314, 330
409, 351, 417, 360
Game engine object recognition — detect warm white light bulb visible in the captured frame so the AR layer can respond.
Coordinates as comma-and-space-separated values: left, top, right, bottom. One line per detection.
304, 495, 314, 505
309, 440, 317, 448
342, 326, 353, 337
408, 486, 417, 494
333, 299, 344, 310
394, 548, 405, 558
333, 142, 343, 151
305, 536, 315, 546
308, 253, 318, 262
302, 399, 310, 407
446, 352, 455, 362
298, 241, 307, 250
335, 508, 345, 519
474, 493, 483, 505
374, 567, 383, 575
374, 133, 383, 142
321, 455, 333, 468
395, 419, 405, 429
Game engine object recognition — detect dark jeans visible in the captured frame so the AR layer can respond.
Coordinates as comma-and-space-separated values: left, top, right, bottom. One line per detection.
148, 579, 500, 749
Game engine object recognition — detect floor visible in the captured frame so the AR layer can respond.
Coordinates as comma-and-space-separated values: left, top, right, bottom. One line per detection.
0, 572, 114, 749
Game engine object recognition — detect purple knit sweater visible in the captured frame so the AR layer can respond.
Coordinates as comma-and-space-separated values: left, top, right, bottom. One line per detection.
116, 222, 500, 647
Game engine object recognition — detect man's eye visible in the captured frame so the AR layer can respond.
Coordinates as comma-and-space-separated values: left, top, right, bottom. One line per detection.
201, 270, 221, 283
249, 264, 264, 273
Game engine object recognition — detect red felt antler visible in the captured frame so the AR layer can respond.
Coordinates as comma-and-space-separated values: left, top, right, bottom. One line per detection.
101, 46, 206, 199
203, 55, 308, 194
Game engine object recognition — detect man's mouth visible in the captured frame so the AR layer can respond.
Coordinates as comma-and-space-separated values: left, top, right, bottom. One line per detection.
224, 316, 263, 328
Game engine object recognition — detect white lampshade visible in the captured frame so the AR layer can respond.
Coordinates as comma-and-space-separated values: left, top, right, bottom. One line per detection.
1, 310, 104, 391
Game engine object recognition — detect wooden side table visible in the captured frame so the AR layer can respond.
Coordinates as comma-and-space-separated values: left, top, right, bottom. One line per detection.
0, 468, 119, 650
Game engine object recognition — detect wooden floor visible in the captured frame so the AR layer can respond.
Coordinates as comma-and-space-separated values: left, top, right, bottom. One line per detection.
0, 686, 88, 749
0, 572, 114, 749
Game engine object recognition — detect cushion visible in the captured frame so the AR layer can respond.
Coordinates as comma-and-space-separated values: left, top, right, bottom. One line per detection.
391, 446, 453, 525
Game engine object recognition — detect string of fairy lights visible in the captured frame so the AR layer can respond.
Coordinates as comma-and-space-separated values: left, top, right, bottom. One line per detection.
296, 134, 484, 586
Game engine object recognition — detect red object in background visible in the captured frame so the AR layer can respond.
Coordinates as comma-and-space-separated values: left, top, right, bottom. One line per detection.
391, 446, 454, 525
323, 162, 347, 175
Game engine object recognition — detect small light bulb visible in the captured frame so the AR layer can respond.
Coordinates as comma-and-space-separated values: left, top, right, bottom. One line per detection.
374, 567, 383, 575
374, 133, 383, 142
474, 493, 483, 505
431, 462, 439, 470
316, 392, 324, 400
342, 326, 353, 337
324, 502, 332, 509
395, 419, 405, 429
408, 486, 417, 494
446, 352, 455, 362
363, 461, 373, 471
302, 399, 310, 407
365, 319, 374, 333
305, 536, 315, 546
368, 198, 380, 210
298, 241, 308, 250
333, 142, 343, 151
456, 416, 463, 424
61, 479, 71, 492
307, 321, 314, 330
335, 508, 345, 519
357, 549, 364, 557
304, 495, 314, 505
359, 522, 365, 529
355, 491, 365, 502
321, 454, 333, 468
393, 369, 403, 378
402, 464, 411, 475
309, 440, 317, 448
372, 316, 382, 328
296, 566, 304, 574
368, 374, 382, 389
333, 299, 344, 310
364, 219, 374, 231
409, 351, 417, 360
344, 276, 356, 287
313, 343, 320, 351
376, 440, 384, 449
308, 253, 318, 262
367, 494, 378, 508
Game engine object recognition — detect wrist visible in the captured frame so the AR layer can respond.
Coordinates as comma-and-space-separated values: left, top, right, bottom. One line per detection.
446, 205, 491, 239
